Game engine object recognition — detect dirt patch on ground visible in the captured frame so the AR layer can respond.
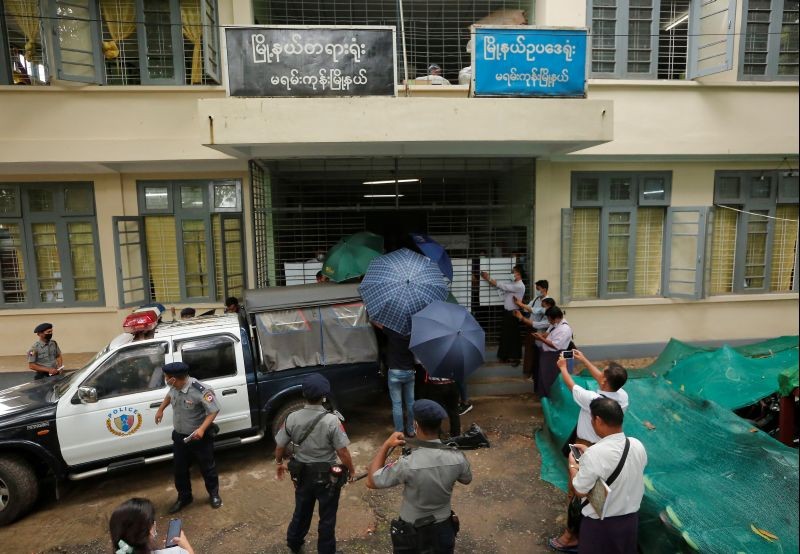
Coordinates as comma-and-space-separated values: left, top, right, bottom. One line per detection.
0, 395, 570, 553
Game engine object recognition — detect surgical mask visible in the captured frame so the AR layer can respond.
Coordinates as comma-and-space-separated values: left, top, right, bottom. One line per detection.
535, 289, 543, 298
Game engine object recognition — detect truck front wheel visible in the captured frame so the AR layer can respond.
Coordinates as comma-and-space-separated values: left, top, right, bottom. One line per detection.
270, 398, 307, 438
0, 455, 39, 526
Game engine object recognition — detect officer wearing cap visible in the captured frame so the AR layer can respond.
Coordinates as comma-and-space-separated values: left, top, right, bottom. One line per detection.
155, 362, 222, 513
367, 399, 472, 553
28, 323, 63, 380
274, 374, 356, 554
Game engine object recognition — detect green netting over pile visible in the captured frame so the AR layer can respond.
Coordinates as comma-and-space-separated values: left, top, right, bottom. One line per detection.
664, 346, 799, 410
641, 336, 799, 377
536, 337, 800, 553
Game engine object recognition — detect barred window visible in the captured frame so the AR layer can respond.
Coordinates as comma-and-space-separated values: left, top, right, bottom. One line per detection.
0, 183, 103, 308
252, 0, 533, 84
740, 0, 800, 80
563, 172, 671, 299
113, 180, 244, 306
710, 170, 799, 293
0, 0, 222, 85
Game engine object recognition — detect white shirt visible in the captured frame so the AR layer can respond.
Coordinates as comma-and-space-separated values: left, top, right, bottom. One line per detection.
153, 549, 190, 554
572, 433, 647, 519
542, 320, 573, 352
495, 279, 525, 311
572, 385, 629, 443
527, 295, 550, 331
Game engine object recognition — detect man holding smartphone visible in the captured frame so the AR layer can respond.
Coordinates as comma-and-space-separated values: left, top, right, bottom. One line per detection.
549, 350, 629, 553
155, 362, 222, 513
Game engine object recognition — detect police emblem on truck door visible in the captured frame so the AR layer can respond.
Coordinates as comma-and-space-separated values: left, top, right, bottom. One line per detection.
106, 407, 143, 437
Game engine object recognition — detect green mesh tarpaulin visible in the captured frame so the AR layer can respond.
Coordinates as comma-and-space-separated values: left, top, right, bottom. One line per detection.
642, 336, 799, 377
778, 365, 799, 397
536, 337, 800, 553
663, 346, 800, 410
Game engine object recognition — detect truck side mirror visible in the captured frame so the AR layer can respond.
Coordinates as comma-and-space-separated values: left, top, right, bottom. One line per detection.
77, 386, 98, 404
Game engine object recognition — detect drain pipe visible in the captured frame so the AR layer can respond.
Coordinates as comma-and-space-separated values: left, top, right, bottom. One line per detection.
397, 0, 409, 96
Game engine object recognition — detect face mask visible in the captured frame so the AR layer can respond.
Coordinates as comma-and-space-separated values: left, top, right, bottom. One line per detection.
43, 333, 53, 342
535, 289, 543, 297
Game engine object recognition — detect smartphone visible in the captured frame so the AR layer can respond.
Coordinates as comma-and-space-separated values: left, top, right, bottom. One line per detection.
182, 432, 196, 444
165, 518, 182, 548
568, 444, 582, 461
562, 350, 574, 359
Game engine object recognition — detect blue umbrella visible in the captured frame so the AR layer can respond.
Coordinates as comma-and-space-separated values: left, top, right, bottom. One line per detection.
409, 233, 453, 281
359, 248, 448, 335
409, 301, 485, 380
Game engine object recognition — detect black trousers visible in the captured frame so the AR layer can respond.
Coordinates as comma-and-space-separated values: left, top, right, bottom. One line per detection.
287, 475, 341, 554
392, 519, 456, 554
497, 310, 522, 361
422, 382, 461, 437
172, 430, 219, 500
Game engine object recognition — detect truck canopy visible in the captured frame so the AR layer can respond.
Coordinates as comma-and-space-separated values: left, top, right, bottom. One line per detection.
243, 283, 362, 313
244, 284, 378, 371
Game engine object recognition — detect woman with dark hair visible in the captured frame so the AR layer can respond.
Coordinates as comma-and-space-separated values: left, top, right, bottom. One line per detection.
109, 498, 194, 554
481, 264, 526, 366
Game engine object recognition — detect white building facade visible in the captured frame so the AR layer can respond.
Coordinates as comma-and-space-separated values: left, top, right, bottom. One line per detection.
0, 0, 797, 357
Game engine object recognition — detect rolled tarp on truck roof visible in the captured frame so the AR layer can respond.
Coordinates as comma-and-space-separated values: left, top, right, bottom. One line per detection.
243, 283, 362, 313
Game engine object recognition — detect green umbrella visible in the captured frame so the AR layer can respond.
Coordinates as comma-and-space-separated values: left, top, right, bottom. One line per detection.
321, 231, 384, 282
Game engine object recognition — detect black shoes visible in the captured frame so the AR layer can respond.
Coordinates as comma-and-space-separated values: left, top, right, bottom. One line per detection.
458, 402, 473, 416
210, 494, 223, 509
168, 497, 193, 514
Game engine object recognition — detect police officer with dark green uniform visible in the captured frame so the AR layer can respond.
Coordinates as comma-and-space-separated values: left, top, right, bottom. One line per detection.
27, 323, 63, 380
367, 399, 473, 554
274, 374, 356, 554
155, 362, 222, 513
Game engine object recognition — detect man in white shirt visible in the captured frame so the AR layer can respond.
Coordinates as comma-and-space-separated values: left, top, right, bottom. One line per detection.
481, 265, 526, 366
568, 398, 647, 554
560, 350, 629, 445
550, 351, 629, 552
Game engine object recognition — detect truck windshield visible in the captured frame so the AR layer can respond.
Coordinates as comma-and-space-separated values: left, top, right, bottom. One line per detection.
52, 344, 110, 399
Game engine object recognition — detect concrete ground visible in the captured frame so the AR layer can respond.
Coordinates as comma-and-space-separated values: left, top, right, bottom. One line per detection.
0, 393, 567, 554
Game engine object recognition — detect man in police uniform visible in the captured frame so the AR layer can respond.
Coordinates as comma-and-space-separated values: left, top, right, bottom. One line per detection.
27, 323, 63, 380
367, 399, 473, 554
155, 362, 222, 513
274, 374, 356, 554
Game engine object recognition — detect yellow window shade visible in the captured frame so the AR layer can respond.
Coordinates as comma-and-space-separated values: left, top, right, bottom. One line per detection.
744, 209, 769, 289
635, 208, 664, 296
67, 221, 99, 301
710, 208, 737, 294
571, 208, 600, 299
223, 217, 244, 299
771, 204, 799, 291
31, 222, 63, 303
212, 215, 223, 299
145, 216, 180, 302
182, 219, 208, 298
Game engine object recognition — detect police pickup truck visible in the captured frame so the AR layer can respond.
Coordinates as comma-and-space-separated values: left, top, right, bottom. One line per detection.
0, 283, 383, 525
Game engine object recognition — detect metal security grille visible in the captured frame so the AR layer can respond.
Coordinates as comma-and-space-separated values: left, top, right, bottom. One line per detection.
251, 157, 534, 344
252, 0, 533, 83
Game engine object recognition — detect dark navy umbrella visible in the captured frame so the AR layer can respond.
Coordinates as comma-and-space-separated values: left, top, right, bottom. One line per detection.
409, 300, 485, 380
409, 233, 453, 281
359, 248, 448, 335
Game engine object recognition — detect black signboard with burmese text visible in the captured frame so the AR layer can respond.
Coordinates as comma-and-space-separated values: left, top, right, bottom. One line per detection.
225, 26, 397, 97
